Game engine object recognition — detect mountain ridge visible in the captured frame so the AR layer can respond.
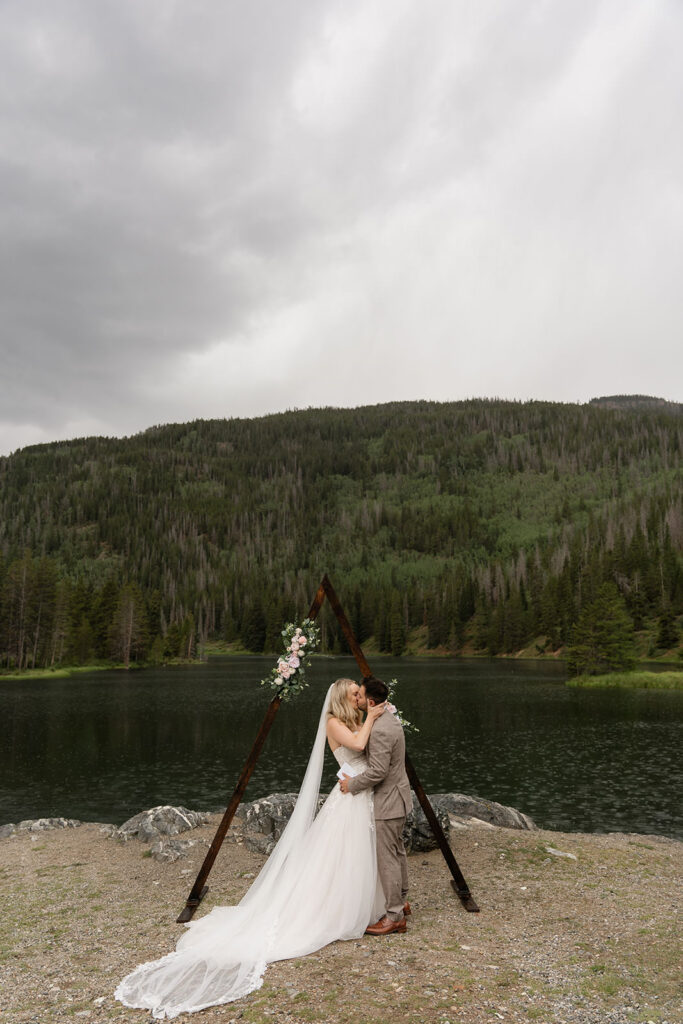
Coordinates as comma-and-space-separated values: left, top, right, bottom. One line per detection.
7, 394, 682, 458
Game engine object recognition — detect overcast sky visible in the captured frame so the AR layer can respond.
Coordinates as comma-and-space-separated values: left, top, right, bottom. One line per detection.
1, 0, 681, 456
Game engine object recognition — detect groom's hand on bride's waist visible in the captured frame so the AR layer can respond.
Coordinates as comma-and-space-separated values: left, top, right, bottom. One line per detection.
339, 774, 351, 794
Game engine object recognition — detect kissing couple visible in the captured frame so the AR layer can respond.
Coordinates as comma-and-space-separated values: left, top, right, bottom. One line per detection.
116, 674, 413, 1019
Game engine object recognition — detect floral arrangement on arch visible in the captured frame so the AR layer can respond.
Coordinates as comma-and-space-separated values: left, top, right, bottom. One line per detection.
261, 618, 321, 701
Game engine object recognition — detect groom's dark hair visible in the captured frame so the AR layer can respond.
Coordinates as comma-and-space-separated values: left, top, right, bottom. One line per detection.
361, 675, 389, 704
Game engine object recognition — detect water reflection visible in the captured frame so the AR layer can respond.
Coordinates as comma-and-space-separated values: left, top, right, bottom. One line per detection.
1, 657, 681, 839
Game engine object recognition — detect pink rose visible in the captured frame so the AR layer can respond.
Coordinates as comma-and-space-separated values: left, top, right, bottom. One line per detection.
277, 659, 288, 675
288, 655, 300, 669
281, 666, 292, 680
386, 703, 397, 715
298, 635, 307, 645
290, 642, 300, 654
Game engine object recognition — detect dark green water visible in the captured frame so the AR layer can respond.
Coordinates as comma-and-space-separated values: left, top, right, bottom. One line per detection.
1, 657, 681, 838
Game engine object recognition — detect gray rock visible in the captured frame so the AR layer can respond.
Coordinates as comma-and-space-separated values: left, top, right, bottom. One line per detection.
429, 793, 536, 831
16, 817, 81, 832
115, 805, 210, 844
236, 793, 320, 856
545, 845, 577, 860
0, 823, 16, 838
236, 792, 298, 836
402, 795, 451, 853
236, 793, 306, 851
244, 831, 278, 856
150, 838, 197, 862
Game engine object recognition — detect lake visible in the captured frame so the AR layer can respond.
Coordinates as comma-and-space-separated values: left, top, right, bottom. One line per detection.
1, 657, 681, 839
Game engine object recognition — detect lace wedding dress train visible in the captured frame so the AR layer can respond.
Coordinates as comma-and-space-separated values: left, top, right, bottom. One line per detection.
115, 686, 384, 1019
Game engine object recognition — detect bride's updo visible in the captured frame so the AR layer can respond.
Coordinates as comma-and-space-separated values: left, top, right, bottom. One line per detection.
327, 678, 362, 731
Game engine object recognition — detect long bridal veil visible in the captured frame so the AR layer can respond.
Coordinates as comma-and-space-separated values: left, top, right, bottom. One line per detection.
115, 683, 379, 1020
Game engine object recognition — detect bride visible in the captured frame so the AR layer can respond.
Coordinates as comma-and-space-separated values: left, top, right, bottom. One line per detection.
115, 679, 387, 1019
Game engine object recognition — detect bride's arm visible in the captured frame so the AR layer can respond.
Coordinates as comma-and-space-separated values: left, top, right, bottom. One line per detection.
326, 703, 386, 751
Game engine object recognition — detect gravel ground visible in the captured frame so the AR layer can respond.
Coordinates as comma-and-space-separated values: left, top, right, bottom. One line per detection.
1, 816, 680, 1024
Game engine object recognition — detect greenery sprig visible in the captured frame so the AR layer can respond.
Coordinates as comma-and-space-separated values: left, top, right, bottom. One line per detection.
260, 618, 321, 701
386, 678, 419, 734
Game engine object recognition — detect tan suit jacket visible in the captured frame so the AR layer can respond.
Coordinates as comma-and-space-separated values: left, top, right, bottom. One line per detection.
347, 710, 412, 819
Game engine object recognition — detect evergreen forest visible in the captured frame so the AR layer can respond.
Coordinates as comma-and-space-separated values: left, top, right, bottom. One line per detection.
1, 398, 681, 672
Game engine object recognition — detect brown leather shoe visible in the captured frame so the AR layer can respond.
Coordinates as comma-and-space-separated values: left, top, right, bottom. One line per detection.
403, 902, 411, 916
365, 915, 407, 936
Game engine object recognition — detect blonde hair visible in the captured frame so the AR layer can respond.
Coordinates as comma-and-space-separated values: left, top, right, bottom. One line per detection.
327, 678, 362, 731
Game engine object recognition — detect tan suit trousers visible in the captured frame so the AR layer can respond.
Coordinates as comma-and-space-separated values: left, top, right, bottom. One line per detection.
376, 817, 409, 921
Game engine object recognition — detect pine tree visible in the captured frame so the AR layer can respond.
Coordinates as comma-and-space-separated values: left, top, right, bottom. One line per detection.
373, 602, 390, 653
656, 607, 679, 650
49, 581, 71, 666
91, 576, 121, 658
567, 584, 635, 676
390, 590, 406, 656
241, 602, 266, 652
175, 613, 196, 659
29, 558, 57, 668
1, 552, 34, 669
68, 615, 95, 665
503, 591, 525, 653
426, 593, 442, 648
471, 602, 490, 651
109, 584, 150, 667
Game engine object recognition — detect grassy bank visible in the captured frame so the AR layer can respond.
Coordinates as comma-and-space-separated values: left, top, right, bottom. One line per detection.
201, 640, 251, 656
0, 662, 145, 681
568, 670, 683, 691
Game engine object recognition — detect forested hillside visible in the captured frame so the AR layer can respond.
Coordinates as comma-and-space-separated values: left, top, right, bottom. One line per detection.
0, 399, 681, 669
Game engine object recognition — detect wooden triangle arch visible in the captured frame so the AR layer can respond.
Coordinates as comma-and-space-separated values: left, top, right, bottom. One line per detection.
177, 574, 479, 923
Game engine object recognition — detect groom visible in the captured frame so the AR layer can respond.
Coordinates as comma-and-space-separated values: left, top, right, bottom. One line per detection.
340, 674, 413, 935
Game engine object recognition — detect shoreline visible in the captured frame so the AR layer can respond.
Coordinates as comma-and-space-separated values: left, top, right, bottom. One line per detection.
2, 651, 682, 683
3, 807, 682, 846
2, 813, 680, 1024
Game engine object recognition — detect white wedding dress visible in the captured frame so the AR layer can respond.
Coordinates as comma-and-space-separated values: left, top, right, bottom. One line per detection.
115, 685, 384, 1019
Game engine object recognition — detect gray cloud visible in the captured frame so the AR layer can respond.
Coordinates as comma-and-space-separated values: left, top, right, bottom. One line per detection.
1, 0, 681, 454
